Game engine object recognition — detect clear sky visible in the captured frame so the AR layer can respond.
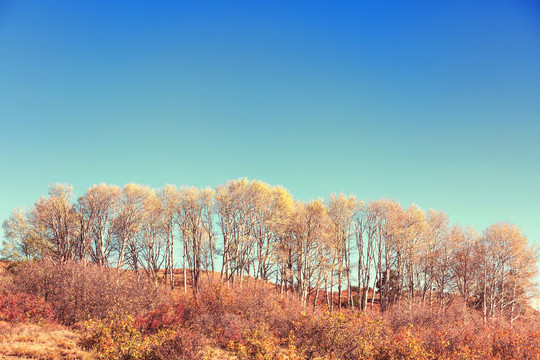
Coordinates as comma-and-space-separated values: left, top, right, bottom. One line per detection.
1, 1, 539, 247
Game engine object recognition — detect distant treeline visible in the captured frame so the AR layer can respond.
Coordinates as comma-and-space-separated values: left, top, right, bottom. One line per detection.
2, 179, 537, 322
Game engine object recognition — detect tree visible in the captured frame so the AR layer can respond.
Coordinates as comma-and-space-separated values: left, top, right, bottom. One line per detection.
114, 184, 154, 270
355, 200, 385, 311
76, 184, 121, 266
478, 223, 538, 321
327, 193, 357, 310
251, 182, 278, 281
421, 209, 450, 308
2, 208, 43, 260
215, 180, 240, 285
177, 186, 215, 294
286, 199, 332, 305
374, 199, 404, 312
158, 184, 180, 289
31, 184, 77, 263
399, 203, 427, 307
140, 191, 166, 282
450, 225, 479, 312
427, 210, 452, 309
215, 179, 255, 287
3, 180, 539, 320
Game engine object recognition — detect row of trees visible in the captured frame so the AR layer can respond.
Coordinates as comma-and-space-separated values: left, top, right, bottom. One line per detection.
2, 180, 537, 321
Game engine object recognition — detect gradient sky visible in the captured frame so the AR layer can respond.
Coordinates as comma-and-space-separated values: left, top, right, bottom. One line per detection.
1, 1, 539, 249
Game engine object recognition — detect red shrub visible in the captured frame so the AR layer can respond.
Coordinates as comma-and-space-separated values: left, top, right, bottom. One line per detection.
179, 282, 303, 348
135, 302, 184, 333
0, 292, 54, 323
12, 260, 167, 325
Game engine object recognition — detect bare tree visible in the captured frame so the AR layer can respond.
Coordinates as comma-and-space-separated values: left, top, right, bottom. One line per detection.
178, 186, 215, 294
140, 192, 166, 282
2, 208, 43, 260
3, 180, 539, 320
215, 179, 254, 288
114, 184, 154, 270
31, 184, 77, 263
158, 184, 180, 289
400, 204, 427, 307
373, 199, 404, 312
76, 184, 121, 266
355, 200, 385, 311
425, 210, 452, 309
327, 193, 357, 310
287, 200, 332, 305
450, 225, 479, 313
478, 223, 538, 321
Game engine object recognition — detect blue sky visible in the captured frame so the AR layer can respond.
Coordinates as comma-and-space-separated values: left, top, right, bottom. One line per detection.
1, 1, 539, 247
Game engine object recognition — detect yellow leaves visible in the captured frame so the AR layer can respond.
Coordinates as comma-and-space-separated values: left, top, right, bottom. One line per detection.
158, 184, 180, 216
226, 323, 279, 360
48, 183, 74, 202
272, 186, 294, 217
327, 193, 357, 225
178, 186, 215, 220
123, 183, 154, 202
85, 183, 122, 203
482, 222, 538, 283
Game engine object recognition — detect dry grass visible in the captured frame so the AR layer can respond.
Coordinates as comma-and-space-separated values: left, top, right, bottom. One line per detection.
0, 321, 94, 359
200, 345, 295, 360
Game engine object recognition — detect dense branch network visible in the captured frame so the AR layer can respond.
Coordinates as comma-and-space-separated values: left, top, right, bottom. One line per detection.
2, 180, 537, 321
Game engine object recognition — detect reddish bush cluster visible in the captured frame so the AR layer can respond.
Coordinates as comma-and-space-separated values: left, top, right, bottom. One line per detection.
0, 292, 54, 323
135, 302, 184, 333
180, 283, 300, 345
12, 260, 166, 325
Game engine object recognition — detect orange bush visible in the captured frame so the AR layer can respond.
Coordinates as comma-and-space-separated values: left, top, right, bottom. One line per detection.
77, 312, 203, 360
291, 310, 389, 360
181, 283, 303, 346
226, 323, 280, 360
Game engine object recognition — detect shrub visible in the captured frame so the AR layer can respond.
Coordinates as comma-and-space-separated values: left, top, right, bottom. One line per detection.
150, 327, 205, 360
182, 282, 302, 345
292, 310, 390, 360
0, 292, 54, 323
78, 314, 166, 359
77, 313, 203, 360
226, 323, 279, 360
12, 260, 167, 325
135, 302, 184, 333
384, 326, 432, 360
381, 302, 540, 359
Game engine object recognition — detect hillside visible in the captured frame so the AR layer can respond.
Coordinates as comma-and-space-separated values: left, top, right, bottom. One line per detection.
1, 260, 540, 360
